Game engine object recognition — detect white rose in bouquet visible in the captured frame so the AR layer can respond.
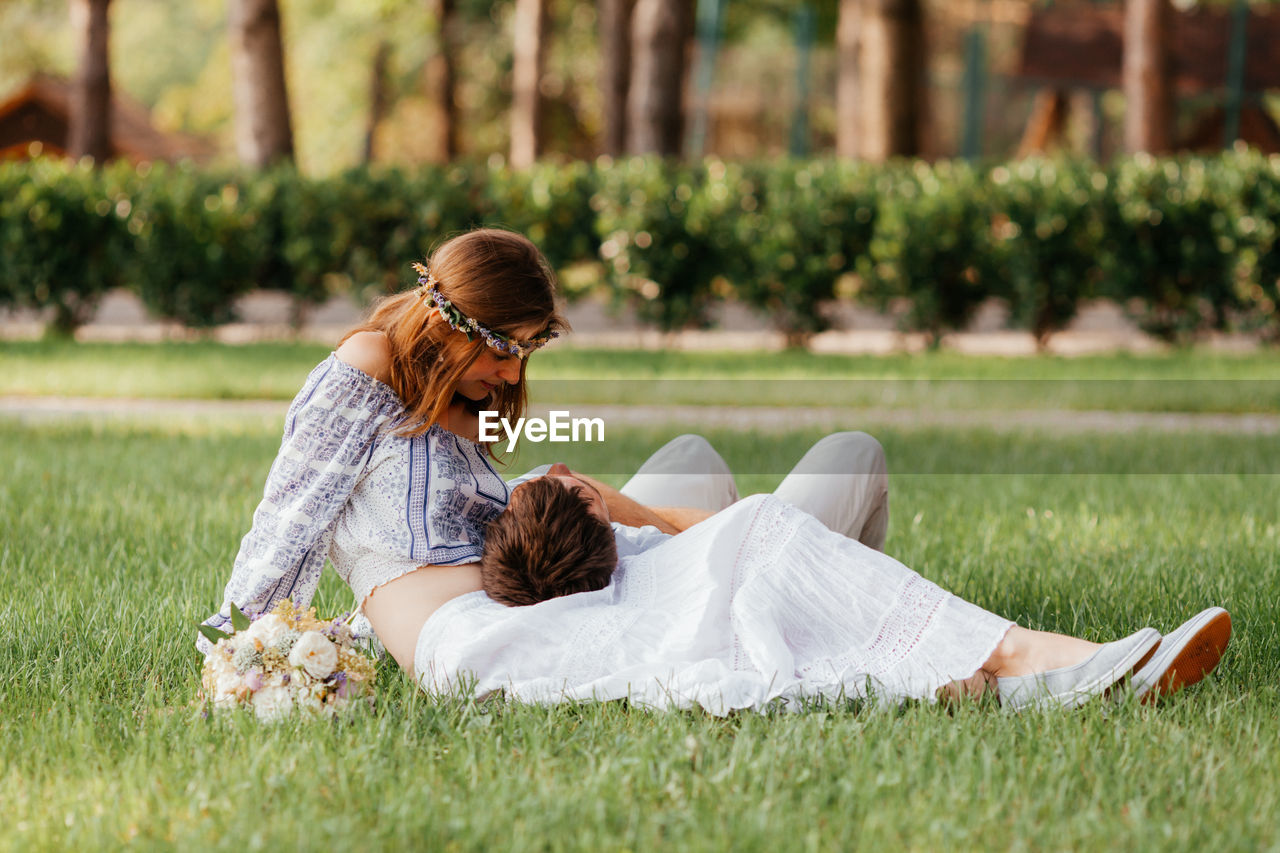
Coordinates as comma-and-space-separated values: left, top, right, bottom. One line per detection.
289, 630, 338, 680
242, 613, 290, 646
205, 653, 242, 707
252, 685, 294, 721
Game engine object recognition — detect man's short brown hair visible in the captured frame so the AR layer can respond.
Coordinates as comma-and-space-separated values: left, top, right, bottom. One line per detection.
481, 476, 618, 606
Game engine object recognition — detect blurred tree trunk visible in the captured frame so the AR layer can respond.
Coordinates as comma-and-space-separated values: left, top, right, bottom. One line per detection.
510, 0, 547, 167
598, 0, 634, 156
229, 0, 295, 167
857, 0, 923, 161
835, 0, 860, 159
627, 0, 692, 156
424, 0, 458, 162
68, 0, 112, 163
363, 40, 390, 165
1123, 0, 1173, 153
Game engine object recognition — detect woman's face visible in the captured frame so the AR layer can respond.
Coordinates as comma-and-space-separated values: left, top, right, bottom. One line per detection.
455, 348, 522, 402
452, 322, 545, 403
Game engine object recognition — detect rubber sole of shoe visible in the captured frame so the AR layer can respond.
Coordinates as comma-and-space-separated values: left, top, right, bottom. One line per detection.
1142, 609, 1232, 704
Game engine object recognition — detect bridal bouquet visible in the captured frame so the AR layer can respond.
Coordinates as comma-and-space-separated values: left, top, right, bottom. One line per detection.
199, 601, 377, 721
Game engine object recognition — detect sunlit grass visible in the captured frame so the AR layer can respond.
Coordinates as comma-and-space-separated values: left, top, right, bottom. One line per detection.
2, 418, 1277, 850
2, 340, 1279, 412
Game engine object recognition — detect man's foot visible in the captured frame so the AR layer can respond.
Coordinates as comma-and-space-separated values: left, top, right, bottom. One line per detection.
998, 628, 1160, 712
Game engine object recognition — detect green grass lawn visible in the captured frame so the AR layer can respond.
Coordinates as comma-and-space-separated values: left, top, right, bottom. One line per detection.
2, 340, 1279, 412
2, 417, 1277, 850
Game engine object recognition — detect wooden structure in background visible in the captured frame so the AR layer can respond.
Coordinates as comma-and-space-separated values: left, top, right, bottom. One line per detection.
1016, 3, 1280, 154
0, 74, 212, 163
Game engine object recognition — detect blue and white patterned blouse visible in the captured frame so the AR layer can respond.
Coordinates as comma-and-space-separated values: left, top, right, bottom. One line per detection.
197, 355, 515, 652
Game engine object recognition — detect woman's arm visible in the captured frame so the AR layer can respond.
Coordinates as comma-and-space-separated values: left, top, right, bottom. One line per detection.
197, 352, 402, 653
362, 562, 483, 676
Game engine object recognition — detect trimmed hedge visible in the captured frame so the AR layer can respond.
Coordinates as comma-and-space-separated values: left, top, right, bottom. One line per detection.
0, 159, 130, 334
2, 151, 1277, 344
1102, 156, 1243, 341
592, 158, 739, 330
862, 161, 998, 348
736, 160, 878, 345
990, 159, 1107, 348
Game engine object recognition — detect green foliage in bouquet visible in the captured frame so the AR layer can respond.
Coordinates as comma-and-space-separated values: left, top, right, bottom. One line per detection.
735, 159, 877, 346
199, 600, 377, 721
862, 161, 998, 348
990, 158, 1107, 349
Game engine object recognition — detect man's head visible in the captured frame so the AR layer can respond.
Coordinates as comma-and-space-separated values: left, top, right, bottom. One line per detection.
481, 471, 617, 606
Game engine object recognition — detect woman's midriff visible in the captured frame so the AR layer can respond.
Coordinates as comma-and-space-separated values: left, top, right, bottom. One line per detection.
361, 562, 483, 675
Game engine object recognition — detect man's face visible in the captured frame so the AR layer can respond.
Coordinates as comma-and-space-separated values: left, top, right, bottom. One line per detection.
540, 462, 610, 523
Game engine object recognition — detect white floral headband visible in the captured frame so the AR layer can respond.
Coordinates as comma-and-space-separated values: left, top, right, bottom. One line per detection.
411, 262, 557, 359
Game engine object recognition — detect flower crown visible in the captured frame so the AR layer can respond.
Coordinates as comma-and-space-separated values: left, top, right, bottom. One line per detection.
412, 262, 558, 359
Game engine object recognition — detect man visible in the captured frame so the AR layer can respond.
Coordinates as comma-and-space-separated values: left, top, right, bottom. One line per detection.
527, 432, 890, 548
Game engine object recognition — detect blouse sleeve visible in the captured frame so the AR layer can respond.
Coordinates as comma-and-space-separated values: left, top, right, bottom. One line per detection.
196, 355, 404, 654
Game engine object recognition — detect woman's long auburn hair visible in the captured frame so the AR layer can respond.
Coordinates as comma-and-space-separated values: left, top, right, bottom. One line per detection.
341, 228, 566, 443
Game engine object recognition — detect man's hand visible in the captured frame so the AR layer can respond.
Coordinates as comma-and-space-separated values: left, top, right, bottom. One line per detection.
569, 470, 711, 535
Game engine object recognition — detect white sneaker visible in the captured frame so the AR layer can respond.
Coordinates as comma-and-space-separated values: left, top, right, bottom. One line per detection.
998, 628, 1161, 712
1130, 607, 1232, 703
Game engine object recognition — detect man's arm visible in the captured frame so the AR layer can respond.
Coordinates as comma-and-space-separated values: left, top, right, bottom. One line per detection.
571, 471, 711, 535
648, 506, 715, 531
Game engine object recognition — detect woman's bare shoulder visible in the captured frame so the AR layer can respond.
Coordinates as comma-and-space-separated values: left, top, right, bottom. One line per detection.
335, 331, 393, 385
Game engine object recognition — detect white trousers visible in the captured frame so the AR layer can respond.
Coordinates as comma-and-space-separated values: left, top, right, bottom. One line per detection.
619, 432, 890, 550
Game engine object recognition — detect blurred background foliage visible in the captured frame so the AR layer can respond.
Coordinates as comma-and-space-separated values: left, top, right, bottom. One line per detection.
2, 0, 604, 172
13, 0, 1276, 173
2, 0, 1279, 347
2, 149, 1277, 345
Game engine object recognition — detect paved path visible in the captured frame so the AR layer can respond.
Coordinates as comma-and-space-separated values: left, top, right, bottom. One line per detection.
3, 396, 1277, 435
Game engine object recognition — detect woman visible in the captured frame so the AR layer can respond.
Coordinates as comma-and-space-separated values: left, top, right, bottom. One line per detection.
199, 228, 569, 666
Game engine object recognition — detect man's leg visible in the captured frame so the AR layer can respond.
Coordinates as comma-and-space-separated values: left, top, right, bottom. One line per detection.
619, 434, 739, 512
772, 431, 889, 550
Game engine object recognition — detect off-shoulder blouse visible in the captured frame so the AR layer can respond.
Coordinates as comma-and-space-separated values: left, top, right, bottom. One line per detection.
197, 355, 512, 652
